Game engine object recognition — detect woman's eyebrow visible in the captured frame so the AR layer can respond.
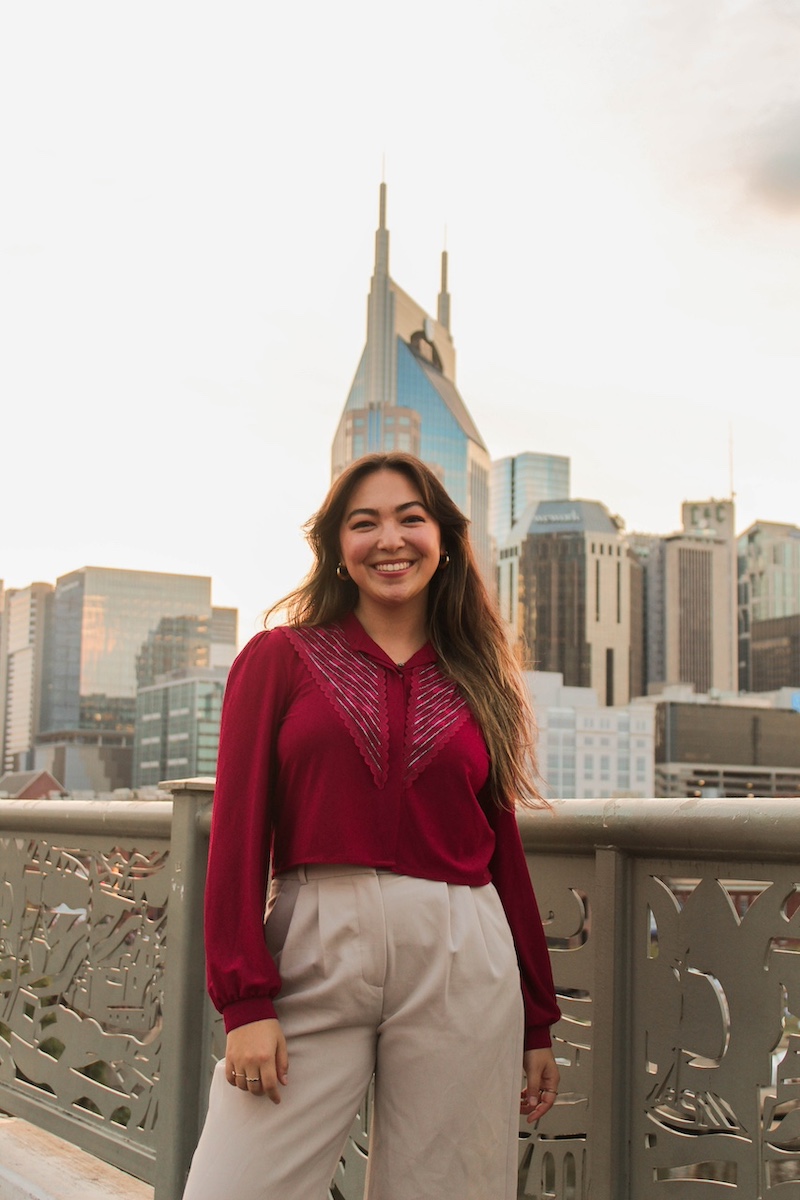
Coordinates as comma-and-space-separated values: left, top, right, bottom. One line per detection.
345, 501, 427, 520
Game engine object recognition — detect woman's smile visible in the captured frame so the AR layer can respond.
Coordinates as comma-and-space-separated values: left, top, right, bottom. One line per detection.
339, 469, 442, 618
372, 559, 413, 573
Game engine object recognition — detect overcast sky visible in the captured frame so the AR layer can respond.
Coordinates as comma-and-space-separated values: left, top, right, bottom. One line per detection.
3, 0, 799, 643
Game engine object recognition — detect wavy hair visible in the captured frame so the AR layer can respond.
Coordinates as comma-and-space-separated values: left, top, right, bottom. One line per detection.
267, 453, 545, 808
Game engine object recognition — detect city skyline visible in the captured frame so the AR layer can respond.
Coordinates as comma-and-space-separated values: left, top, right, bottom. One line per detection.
3, 0, 799, 641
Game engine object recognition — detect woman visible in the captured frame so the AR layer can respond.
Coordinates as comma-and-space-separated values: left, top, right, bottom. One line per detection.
183, 453, 560, 1200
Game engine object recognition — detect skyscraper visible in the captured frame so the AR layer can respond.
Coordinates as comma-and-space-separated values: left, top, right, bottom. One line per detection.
630, 499, 738, 695
134, 667, 228, 788
331, 184, 491, 575
738, 520, 800, 690
132, 605, 237, 787
36, 567, 213, 791
490, 452, 571, 548
498, 499, 633, 705
0, 582, 53, 773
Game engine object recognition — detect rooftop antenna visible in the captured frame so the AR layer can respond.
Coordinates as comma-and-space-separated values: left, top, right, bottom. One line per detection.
729, 421, 736, 502
438, 224, 451, 333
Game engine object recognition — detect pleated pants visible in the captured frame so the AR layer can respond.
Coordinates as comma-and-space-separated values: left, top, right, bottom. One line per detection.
182, 866, 525, 1200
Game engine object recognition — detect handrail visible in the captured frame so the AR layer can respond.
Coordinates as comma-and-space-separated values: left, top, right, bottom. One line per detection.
0, 798, 174, 837
519, 796, 800, 859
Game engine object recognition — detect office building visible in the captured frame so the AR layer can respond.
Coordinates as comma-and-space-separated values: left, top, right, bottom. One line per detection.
490, 453, 570, 548
527, 671, 655, 800
133, 607, 236, 787
652, 694, 800, 798
134, 667, 227, 788
210, 607, 238, 666
331, 184, 492, 575
750, 614, 800, 691
499, 499, 633, 705
738, 521, 800, 690
36, 567, 214, 791
136, 614, 212, 690
0, 582, 53, 773
630, 499, 738, 695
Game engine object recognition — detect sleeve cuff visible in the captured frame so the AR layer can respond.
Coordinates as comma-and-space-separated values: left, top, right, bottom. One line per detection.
524, 1026, 554, 1051
222, 995, 279, 1033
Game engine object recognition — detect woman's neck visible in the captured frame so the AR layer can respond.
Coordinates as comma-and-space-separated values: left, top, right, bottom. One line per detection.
353, 601, 428, 664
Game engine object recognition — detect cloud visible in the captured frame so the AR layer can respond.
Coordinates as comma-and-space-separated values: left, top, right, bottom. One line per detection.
566, 0, 800, 218
746, 104, 800, 211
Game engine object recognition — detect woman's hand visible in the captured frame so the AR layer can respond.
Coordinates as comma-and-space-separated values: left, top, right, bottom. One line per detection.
520, 1047, 560, 1124
226, 1018, 288, 1104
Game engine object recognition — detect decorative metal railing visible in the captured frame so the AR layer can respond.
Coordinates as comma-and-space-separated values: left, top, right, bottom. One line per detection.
1, 788, 799, 1199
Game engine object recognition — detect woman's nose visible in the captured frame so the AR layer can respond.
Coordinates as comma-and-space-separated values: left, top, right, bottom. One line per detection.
377, 522, 404, 549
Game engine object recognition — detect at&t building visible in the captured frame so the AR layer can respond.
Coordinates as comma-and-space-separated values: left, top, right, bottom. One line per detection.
331, 185, 491, 576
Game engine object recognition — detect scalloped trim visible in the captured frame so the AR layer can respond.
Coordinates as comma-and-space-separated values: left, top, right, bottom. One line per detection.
283, 625, 390, 788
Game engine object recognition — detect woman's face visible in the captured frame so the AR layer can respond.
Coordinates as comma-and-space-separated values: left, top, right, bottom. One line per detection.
338, 469, 442, 620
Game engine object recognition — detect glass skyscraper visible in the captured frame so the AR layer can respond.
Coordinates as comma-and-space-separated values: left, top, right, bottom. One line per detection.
41, 567, 212, 737
331, 185, 491, 576
490, 452, 571, 547
134, 668, 227, 787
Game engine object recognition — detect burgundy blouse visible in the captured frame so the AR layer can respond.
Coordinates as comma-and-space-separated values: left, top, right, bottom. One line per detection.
204, 611, 560, 1049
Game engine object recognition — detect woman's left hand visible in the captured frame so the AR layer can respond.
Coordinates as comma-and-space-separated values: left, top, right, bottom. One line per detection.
520, 1047, 560, 1124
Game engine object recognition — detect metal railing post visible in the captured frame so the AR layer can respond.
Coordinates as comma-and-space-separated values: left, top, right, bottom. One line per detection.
154, 779, 215, 1200
588, 845, 631, 1199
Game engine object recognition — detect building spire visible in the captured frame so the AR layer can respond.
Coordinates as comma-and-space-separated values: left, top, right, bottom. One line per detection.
437, 247, 451, 332
365, 181, 396, 410
374, 181, 389, 276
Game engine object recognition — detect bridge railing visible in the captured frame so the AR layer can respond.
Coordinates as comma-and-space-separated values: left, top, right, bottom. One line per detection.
1, 786, 799, 1199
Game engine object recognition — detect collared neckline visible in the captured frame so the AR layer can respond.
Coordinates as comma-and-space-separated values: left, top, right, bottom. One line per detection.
339, 610, 438, 669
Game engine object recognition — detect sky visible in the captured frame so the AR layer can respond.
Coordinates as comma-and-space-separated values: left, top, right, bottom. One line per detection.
3, 0, 799, 644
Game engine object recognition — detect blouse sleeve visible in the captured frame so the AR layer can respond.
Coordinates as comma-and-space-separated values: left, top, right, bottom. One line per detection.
487, 801, 561, 1050
204, 629, 292, 1033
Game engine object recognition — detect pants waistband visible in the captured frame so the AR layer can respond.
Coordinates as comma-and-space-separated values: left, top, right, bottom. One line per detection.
276, 863, 395, 883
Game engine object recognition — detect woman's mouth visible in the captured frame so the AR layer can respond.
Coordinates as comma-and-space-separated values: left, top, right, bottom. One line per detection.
373, 561, 412, 573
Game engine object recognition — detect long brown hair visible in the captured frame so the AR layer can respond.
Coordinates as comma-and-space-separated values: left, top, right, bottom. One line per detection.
267, 453, 545, 808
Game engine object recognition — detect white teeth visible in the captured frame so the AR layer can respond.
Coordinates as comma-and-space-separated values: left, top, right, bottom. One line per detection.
374, 562, 411, 573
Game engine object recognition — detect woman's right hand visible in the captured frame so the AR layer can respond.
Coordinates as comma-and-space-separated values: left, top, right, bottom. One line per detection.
226, 1018, 288, 1104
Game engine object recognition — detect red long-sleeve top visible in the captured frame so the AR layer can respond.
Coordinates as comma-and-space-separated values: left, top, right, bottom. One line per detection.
205, 612, 561, 1050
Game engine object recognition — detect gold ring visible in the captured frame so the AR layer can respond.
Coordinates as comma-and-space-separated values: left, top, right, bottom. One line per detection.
246, 1076, 260, 1084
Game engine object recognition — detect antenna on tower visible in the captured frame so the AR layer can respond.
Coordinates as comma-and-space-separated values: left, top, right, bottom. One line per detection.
729, 421, 736, 501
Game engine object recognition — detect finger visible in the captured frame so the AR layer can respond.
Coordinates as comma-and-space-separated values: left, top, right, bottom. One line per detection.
520, 1088, 558, 1124
245, 1071, 263, 1095
261, 1069, 282, 1104
227, 1063, 247, 1089
276, 1039, 289, 1087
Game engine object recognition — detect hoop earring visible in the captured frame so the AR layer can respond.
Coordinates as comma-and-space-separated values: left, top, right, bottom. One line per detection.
438, 551, 450, 570
336, 562, 350, 581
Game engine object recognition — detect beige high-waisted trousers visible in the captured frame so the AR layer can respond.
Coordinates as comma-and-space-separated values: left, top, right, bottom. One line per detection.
182, 866, 525, 1200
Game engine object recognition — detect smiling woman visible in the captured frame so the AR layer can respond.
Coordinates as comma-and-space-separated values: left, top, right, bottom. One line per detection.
181, 453, 560, 1200
337, 470, 443, 664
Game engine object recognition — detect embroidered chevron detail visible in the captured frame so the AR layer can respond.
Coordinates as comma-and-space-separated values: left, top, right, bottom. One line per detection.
405, 662, 470, 783
285, 624, 389, 788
